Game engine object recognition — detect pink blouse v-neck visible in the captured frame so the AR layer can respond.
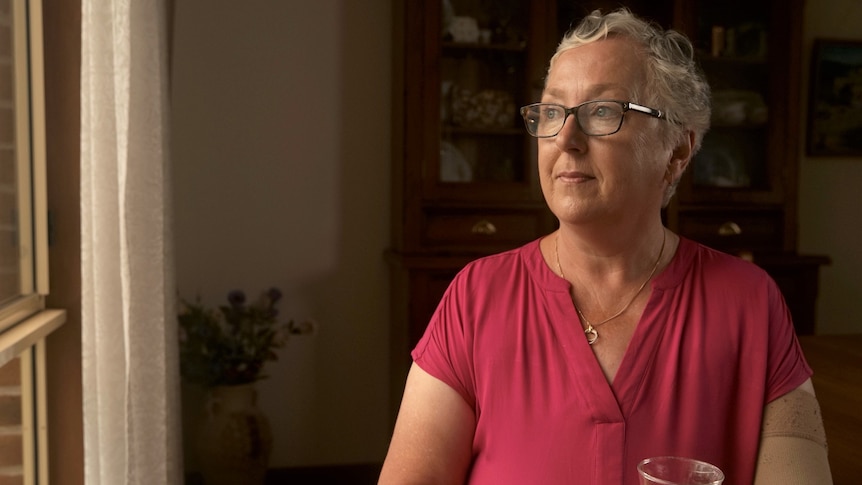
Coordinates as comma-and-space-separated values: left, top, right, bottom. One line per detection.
412, 237, 811, 485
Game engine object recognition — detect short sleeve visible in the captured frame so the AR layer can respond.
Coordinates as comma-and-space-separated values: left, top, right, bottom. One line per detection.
411, 270, 477, 408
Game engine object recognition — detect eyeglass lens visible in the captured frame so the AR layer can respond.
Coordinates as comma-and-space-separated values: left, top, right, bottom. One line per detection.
522, 101, 625, 137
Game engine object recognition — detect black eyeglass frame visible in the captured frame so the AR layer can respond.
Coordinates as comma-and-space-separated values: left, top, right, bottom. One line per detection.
519, 100, 666, 138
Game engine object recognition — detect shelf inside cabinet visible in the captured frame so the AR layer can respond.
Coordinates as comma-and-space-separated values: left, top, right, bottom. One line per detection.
393, 0, 556, 241
691, 126, 769, 190
438, 135, 526, 184
697, 53, 768, 65
442, 41, 527, 53
438, 31, 535, 186
443, 126, 523, 136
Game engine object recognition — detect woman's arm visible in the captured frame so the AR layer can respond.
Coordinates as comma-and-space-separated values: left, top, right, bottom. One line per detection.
378, 363, 476, 485
753, 378, 833, 485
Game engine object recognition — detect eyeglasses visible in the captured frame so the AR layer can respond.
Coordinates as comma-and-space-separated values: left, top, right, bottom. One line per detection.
519, 100, 666, 137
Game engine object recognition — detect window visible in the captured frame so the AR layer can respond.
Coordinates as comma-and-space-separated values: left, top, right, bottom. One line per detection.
1, 0, 47, 325
0, 1, 65, 483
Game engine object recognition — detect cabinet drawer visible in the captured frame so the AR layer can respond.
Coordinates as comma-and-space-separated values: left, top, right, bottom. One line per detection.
677, 211, 783, 252
422, 208, 550, 248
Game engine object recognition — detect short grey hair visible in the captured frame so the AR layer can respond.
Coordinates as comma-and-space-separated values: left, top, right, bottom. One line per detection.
550, 8, 711, 156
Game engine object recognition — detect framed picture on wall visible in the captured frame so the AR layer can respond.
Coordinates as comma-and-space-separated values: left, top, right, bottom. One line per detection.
806, 39, 862, 156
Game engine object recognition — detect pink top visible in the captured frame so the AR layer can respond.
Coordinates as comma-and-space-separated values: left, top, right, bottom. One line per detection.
413, 237, 812, 485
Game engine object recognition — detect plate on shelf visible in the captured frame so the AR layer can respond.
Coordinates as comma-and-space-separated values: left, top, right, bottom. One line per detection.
440, 141, 472, 183
693, 137, 750, 188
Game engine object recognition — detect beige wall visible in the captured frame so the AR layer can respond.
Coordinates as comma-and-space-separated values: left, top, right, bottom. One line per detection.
799, 0, 862, 334
171, 0, 392, 468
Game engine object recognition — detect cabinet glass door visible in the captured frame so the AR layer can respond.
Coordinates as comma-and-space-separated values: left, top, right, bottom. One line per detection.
431, 0, 545, 200
677, 0, 785, 205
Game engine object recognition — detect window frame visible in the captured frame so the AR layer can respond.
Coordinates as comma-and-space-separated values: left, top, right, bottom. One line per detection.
0, 2, 64, 484
0, 0, 50, 335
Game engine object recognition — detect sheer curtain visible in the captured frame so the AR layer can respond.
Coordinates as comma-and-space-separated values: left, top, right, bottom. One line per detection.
80, 0, 182, 483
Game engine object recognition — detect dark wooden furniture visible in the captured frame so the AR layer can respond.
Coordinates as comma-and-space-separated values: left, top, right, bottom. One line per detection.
798, 334, 862, 485
663, 0, 829, 335
667, 0, 805, 254
187, 463, 382, 485
756, 253, 831, 335
563, 0, 830, 334
388, 0, 829, 415
388, 0, 559, 415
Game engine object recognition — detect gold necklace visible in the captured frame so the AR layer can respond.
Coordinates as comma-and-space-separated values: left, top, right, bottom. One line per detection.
554, 229, 666, 345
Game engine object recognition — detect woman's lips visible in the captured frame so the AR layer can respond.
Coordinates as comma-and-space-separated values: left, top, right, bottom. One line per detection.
557, 171, 594, 183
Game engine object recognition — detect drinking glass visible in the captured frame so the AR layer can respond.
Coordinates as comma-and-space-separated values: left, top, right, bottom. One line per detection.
637, 456, 725, 485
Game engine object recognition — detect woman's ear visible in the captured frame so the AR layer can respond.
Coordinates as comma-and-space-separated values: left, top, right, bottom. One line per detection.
667, 130, 695, 183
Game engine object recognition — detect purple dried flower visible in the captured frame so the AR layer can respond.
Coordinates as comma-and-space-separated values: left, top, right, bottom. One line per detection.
178, 287, 313, 387
227, 290, 246, 307
267, 287, 282, 304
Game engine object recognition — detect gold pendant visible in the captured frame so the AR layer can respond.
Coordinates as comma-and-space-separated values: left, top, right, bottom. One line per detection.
585, 324, 598, 345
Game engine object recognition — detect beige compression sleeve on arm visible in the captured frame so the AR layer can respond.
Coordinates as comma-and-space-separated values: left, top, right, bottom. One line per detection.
753, 388, 833, 485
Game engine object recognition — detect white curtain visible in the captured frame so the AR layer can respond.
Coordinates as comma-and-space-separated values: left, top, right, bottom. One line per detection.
80, 0, 182, 483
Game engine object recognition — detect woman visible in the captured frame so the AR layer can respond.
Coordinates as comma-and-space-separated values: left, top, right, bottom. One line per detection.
379, 9, 831, 485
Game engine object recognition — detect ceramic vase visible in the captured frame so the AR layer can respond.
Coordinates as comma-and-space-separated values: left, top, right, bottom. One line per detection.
196, 383, 273, 485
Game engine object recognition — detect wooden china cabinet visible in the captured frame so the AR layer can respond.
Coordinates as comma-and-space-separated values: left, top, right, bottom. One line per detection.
660, 0, 830, 337
388, 0, 828, 411
387, 0, 558, 410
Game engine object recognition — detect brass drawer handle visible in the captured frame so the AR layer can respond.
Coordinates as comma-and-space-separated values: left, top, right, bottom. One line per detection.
471, 219, 497, 236
718, 221, 742, 236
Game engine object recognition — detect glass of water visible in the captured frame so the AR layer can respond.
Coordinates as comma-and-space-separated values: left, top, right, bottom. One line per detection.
637, 456, 725, 485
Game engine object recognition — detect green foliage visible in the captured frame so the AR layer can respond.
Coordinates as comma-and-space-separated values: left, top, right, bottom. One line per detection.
177, 288, 310, 387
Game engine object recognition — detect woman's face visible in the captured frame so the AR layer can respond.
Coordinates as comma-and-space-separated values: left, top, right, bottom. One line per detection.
538, 37, 671, 228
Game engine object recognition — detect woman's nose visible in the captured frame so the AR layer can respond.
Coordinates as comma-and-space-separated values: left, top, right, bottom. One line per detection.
554, 114, 587, 152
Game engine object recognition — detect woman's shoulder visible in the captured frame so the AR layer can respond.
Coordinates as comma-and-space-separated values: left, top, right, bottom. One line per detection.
452, 238, 553, 289
675, 236, 775, 287
459, 238, 544, 277
461, 238, 542, 270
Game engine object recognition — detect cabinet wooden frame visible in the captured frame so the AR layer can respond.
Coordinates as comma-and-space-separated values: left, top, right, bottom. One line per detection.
387, 2, 825, 418
388, 0, 560, 416
390, 0, 558, 257
670, 0, 804, 254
